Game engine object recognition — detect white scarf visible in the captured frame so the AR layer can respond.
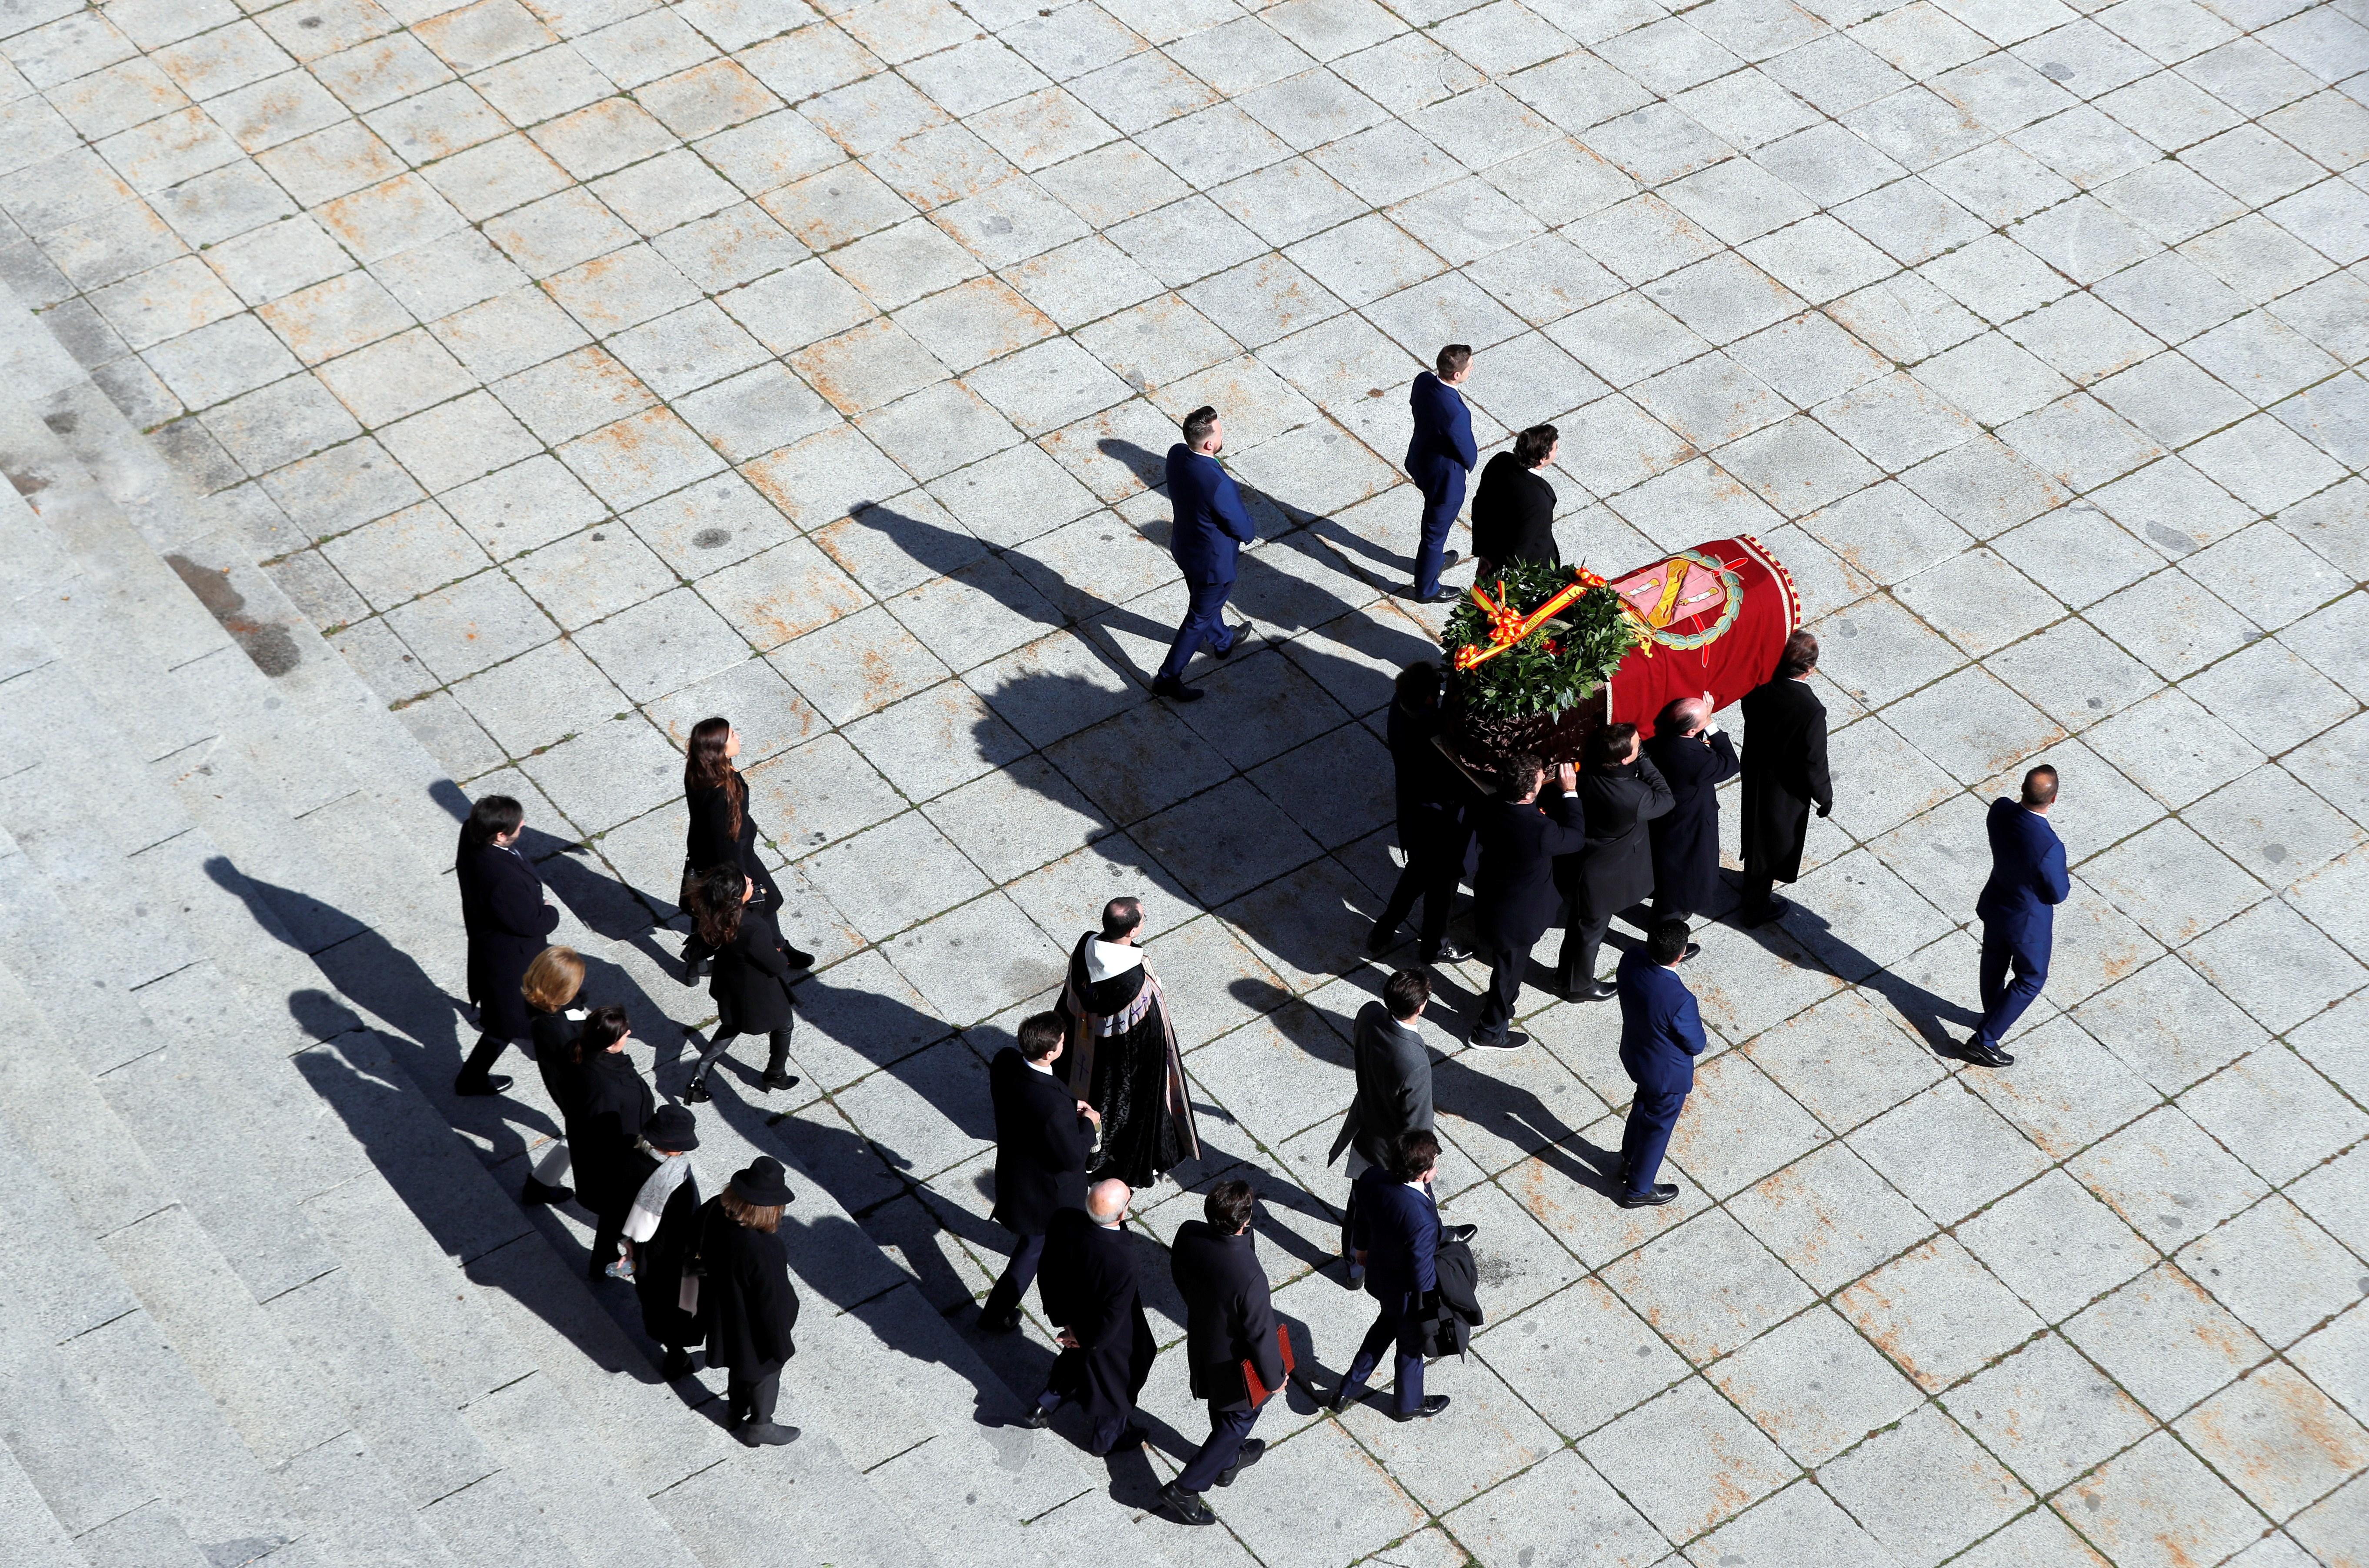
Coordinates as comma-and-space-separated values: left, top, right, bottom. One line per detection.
623, 1156, 693, 1244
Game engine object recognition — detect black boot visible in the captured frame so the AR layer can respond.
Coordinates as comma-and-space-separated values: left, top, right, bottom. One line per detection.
522, 1176, 572, 1206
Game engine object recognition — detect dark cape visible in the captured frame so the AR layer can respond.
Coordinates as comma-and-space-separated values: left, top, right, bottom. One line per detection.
694, 1198, 799, 1374
1643, 728, 1739, 916
632, 1166, 704, 1350
455, 829, 560, 1041
1056, 935, 1197, 1186
1739, 677, 1832, 884
1040, 1208, 1156, 1434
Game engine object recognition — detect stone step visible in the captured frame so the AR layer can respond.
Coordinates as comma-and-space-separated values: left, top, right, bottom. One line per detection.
1, 278, 1209, 1565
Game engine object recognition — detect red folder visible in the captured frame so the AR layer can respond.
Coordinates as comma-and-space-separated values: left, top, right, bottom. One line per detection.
1241, 1325, 1297, 1408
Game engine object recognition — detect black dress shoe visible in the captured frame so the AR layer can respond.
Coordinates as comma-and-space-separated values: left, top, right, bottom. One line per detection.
1617, 1183, 1680, 1209
1151, 675, 1205, 702
1391, 1395, 1451, 1422
1103, 1425, 1148, 1454
1679, 942, 1702, 962
1572, 979, 1618, 1002
761, 1070, 800, 1093
736, 1422, 798, 1447
1740, 898, 1789, 927
1961, 1039, 2015, 1068
1209, 628, 1242, 658
1441, 550, 1461, 570
1468, 1031, 1526, 1051
521, 1177, 573, 1207
1019, 1402, 1054, 1429
661, 1346, 694, 1379
1217, 1438, 1265, 1486
978, 1309, 1022, 1335
1328, 1383, 1362, 1414
1421, 939, 1473, 964
454, 1074, 512, 1097
784, 945, 816, 970
1442, 1222, 1478, 1244
1365, 920, 1399, 956
1159, 1483, 1218, 1525
684, 1078, 712, 1105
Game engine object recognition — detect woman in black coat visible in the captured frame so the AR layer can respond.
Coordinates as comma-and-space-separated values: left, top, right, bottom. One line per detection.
572, 1005, 656, 1281
680, 718, 812, 974
622, 1104, 704, 1378
684, 865, 801, 1104
1555, 723, 1673, 1000
1468, 424, 1560, 580
696, 1157, 801, 1446
454, 794, 560, 1096
1644, 695, 1740, 930
521, 946, 588, 1207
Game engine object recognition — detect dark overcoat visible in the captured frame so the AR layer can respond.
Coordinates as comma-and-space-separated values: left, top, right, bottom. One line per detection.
573, 1048, 656, 1223
1328, 1001, 1433, 1170
1387, 697, 1474, 873
1170, 1220, 1284, 1411
709, 905, 794, 1034
530, 1004, 586, 1118
1560, 758, 1674, 924
684, 778, 782, 909
1468, 453, 1557, 569
455, 829, 559, 1041
1739, 678, 1832, 884
987, 1047, 1094, 1238
1472, 791, 1588, 955
1643, 730, 1739, 917
1039, 1208, 1156, 1431
634, 1169, 705, 1350
695, 1198, 799, 1374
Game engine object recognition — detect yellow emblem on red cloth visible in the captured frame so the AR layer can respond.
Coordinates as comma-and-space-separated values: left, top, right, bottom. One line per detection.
1451, 568, 1611, 671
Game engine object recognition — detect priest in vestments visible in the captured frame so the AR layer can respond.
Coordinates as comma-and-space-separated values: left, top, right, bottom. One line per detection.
1057, 897, 1198, 1188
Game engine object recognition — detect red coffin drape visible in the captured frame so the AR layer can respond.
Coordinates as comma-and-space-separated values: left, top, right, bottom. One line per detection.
1602, 534, 1800, 731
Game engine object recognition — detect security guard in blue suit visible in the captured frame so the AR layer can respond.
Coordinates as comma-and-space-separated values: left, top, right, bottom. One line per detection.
1967, 764, 2069, 1068
1155, 404, 1258, 703
1405, 346, 1476, 603
1614, 921, 1706, 1208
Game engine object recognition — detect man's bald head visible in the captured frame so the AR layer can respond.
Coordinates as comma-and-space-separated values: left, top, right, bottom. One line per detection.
1672, 696, 1709, 734
1086, 1178, 1131, 1223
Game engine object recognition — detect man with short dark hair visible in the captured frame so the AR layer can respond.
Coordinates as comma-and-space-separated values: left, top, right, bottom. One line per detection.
1469, 754, 1587, 1049
1966, 765, 2069, 1068
1156, 405, 1257, 703
1160, 1180, 1285, 1527
1328, 969, 1436, 1283
454, 793, 559, 1096
1557, 722, 1673, 1001
1406, 345, 1477, 604
1645, 694, 1738, 928
1332, 1130, 1452, 1421
1469, 424, 1559, 581
1613, 919, 1705, 1209
1738, 629, 1832, 925
981, 1011, 1101, 1332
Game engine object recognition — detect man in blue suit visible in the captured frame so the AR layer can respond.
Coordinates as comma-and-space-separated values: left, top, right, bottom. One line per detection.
1967, 764, 2069, 1068
1405, 345, 1476, 603
1155, 404, 1258, 703
1331, 1129, 1462, 1421
1614, 920, 1706, 1209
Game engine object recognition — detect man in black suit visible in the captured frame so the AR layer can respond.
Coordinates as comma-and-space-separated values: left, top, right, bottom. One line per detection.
1739, 630, 1833, 925
454, 794, 559, 1096
1331, 1130, 1451, 1421
1557, 723, 1673, 1001
1468, 423, 1559, 580
1368, 662, 1475, 964
1329, 968, 1436, 1284
1645, 694, 1739, 931
1470, 754, 1587, 1049
1023, 1179, 1154, 1454
1159, 1180, 1285, 1527
981, 1012, 1099, 1332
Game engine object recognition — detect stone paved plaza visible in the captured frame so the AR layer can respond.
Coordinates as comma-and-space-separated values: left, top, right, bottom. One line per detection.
3, 0, 2369, 1561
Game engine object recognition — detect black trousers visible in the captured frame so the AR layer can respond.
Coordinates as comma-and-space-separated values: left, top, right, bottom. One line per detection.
457, 1031, 511, 1086
727, 1361, 783, 1427
1473, 937, 1532, 1041
981, 1231, 1046, 1324
692, 1021, 794, 1087
1177, 1403, 1262, 1493
1556, 915, 1610, 991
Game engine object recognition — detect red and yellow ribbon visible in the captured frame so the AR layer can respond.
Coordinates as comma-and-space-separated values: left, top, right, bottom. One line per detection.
1452, 569, 1608, 671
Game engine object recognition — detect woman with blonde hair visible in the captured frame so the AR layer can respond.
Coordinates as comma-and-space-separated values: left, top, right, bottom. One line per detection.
695, 1156, 800, 1445
521, 945, 588, 1207
680, 717, 812, 976
683, 864, 801, 1105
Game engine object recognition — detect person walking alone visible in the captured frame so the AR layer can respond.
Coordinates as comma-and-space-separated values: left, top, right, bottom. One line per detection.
1153, 406, 1257, 703
1965, 765, 2068, 1068
454, 794, 559, 1096
1613, 920, 1706, 1209
1405, 346, 1476, 603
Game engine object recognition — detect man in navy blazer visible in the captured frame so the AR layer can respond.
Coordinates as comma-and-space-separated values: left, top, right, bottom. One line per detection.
1405, 345, 1477, 603
1331, 1129, 1452, 1421
1154, 404, 1258, 703
1967, 765, 2069, 1068
1614, 920, 1707, 1208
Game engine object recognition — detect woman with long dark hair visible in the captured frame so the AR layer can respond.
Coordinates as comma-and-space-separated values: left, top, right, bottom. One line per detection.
684, 864, 801, 1105
680, 717, 812, 975
572, 1004, 656, 1281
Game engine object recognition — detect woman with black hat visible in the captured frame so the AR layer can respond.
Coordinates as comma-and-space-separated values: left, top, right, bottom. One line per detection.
695, 1156, 801, 1446
622, 1104, 704, 1379
573, 1005, 656, 1281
